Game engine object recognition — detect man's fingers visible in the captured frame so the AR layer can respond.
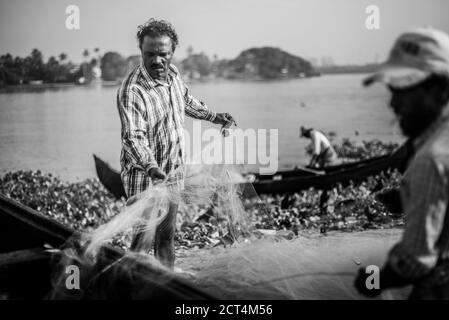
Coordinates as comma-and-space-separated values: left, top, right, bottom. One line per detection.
149, 168, 167, 184
152, 173, 166, 185
156, 172, 167, 180
224, 113, 236, 125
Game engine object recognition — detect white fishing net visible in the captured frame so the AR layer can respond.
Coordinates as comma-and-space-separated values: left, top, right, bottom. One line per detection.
180, 230, 410, 300
82, 163, 253, 258
49, 138, 409, 299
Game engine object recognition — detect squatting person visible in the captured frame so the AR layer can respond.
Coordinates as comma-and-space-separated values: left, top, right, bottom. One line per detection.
117, 19, 235, 269
299, 126, 338, 169
354, 27, 449, 299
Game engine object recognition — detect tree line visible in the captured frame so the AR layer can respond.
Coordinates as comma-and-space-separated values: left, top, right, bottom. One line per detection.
0, 46, 318, 86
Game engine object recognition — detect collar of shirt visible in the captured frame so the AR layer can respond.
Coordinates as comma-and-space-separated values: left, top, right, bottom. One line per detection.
413, 104, 449, 151
139, 62, 179, 88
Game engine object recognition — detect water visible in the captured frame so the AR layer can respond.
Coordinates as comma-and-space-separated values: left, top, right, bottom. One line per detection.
0, 74, 403, 181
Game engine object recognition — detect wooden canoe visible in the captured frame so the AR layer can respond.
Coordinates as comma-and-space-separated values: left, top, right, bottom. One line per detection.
0, 193, 215, 300
94, 141, 411, 198
251, 142, 411, 194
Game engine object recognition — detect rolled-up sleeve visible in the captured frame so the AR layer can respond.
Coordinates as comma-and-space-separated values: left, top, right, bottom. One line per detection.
117, 88, 158, 172
183, 83, 216, 122
388, 155, 448, 280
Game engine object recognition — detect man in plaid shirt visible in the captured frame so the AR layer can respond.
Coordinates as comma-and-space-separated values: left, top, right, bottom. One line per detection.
355, 28, 449, 299
117, 19, 235, 268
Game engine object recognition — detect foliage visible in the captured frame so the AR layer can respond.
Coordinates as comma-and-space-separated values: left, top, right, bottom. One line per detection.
0, 165, 403, 250
333, 139, 399, 160
0, 49, 79, 85
1, 46, 319, 85
305, 137, 400, 161
226, 47, 315, 80
0, 170, 123, 230
100, 52, 128, 81
181, 53, 212, 79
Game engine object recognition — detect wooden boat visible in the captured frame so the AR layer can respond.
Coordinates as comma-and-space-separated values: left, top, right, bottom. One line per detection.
94, 141, 411, 198
251, 142, 411, 194
0, 193, 214, 300
93, 154, 126, 199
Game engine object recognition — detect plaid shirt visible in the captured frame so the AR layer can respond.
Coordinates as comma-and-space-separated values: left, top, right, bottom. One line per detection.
388, 106, 449, 281
117, 62, 216, 197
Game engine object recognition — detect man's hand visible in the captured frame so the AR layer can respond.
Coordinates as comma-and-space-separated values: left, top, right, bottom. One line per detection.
308, 155, 318, 169
148, 167, 166, 184
213, 113, 236, 127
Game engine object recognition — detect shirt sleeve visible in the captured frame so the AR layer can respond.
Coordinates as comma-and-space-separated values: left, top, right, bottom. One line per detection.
387, 154, 448, 280
117, 88, 159, 172
183, 82, 216, 122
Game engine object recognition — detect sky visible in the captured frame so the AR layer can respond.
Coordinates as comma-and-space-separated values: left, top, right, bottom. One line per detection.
1, 0, 449, 65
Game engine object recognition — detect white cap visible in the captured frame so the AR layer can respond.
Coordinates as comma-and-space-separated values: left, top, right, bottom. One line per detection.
364, 27, 449, 88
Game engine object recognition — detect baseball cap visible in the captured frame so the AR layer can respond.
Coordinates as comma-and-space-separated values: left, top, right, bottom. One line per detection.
363, 27, 449, 88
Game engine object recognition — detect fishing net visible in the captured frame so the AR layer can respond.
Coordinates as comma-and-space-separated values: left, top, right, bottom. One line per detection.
180, 230, 410, 300
82, 163, 253, 257
48, 137, 409, 300
48, 162, 260, 299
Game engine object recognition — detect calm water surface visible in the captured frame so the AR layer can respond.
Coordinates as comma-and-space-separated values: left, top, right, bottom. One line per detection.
0, 74, 403, 181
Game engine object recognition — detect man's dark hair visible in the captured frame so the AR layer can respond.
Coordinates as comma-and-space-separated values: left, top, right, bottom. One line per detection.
300, 126, 313, 138
137, 18, 179, 51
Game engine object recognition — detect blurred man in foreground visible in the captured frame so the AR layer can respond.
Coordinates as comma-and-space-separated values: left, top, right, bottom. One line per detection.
355, 28, 449, 299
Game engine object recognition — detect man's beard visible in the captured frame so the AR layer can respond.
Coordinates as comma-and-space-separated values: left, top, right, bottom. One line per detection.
399, 111, 441, 139
145, 62, 167, 80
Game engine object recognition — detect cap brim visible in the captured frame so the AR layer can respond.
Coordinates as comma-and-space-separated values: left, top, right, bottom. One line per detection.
363, 65, 431, 88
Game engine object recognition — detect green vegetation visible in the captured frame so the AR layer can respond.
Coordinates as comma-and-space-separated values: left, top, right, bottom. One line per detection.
0, 48, 104, 86
224, 47, 317, 80
0, 139, 403, 250
0, 49, 79, 85
306, 137, 400, 161
1, 46, 319, 86
180, 47, 319, 80
100, 52, 128, 81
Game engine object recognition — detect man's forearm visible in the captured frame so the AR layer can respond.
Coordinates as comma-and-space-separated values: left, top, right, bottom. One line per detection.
124, 134, 158, 172
184, 94, 216, 122
309, 155, 318, 167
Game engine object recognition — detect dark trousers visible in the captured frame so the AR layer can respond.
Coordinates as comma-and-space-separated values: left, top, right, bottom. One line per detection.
130, 201, 178, 270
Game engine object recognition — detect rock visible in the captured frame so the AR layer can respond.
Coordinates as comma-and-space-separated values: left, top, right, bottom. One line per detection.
255, 229, 277, 237
276, 230, 295, 240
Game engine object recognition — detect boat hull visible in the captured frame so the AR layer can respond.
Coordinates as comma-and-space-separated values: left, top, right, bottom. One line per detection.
0, 194, 215, 300
94, 142, 411, 198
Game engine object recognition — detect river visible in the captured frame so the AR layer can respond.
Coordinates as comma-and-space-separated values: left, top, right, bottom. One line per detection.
0, 74, 403, 181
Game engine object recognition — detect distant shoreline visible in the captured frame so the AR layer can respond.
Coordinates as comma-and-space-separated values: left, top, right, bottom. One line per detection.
0, 72, 374, 93
0, 80, 121, 92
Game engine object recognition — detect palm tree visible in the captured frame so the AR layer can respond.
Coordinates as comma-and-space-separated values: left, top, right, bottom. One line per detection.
187, 46, 194, 57
59, 53, 67, 62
